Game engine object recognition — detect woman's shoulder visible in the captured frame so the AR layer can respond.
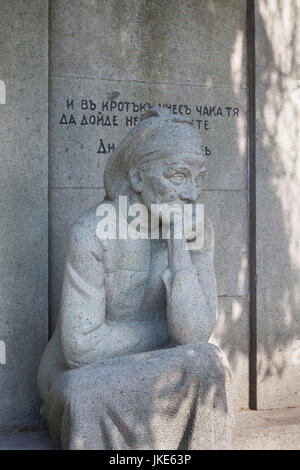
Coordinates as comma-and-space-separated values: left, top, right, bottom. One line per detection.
68, 199, 115, 259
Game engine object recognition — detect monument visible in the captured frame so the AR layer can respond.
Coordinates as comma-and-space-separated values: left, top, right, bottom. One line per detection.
38, 108, 233, 450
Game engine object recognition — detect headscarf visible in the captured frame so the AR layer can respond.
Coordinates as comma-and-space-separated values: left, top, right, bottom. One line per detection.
104, 107, 205, 200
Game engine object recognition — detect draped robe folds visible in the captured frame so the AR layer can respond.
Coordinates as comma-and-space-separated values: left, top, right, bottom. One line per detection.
38, 203, 234, 450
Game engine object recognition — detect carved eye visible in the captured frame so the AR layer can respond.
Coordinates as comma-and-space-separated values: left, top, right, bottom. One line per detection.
169, 173, 186, 185
195, 169, 207, 184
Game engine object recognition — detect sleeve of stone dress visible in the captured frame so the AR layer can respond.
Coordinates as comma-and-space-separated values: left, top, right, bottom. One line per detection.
59, 215, 108, 369
162, 217, 218, 345
60, 209, 162, 369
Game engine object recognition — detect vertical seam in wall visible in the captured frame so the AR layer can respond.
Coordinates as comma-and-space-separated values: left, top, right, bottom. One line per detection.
247, 0, 257, 410
47, 0, 51, 341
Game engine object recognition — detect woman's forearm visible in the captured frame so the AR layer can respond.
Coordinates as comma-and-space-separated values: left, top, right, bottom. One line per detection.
63, 316, 169, 369
164, 266, 216, 344
163, 235, 217, 344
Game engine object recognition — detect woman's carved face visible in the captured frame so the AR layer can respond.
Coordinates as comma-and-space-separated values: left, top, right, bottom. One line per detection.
132, 153, 207, 211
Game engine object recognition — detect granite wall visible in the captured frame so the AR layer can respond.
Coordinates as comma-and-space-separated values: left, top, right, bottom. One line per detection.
0, 0, 49, 431
255, 0, 300, 409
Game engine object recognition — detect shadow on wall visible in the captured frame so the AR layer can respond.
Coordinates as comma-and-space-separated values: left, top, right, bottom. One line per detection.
253, 0, 300, 385
203, 0, 300, 401
210, 0, 249, 379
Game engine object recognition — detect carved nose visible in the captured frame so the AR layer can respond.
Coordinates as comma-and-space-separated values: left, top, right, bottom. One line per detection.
180, 182, 198, 203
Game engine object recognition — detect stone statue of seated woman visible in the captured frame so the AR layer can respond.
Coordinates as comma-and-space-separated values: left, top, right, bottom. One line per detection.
38, 108, 233, 450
